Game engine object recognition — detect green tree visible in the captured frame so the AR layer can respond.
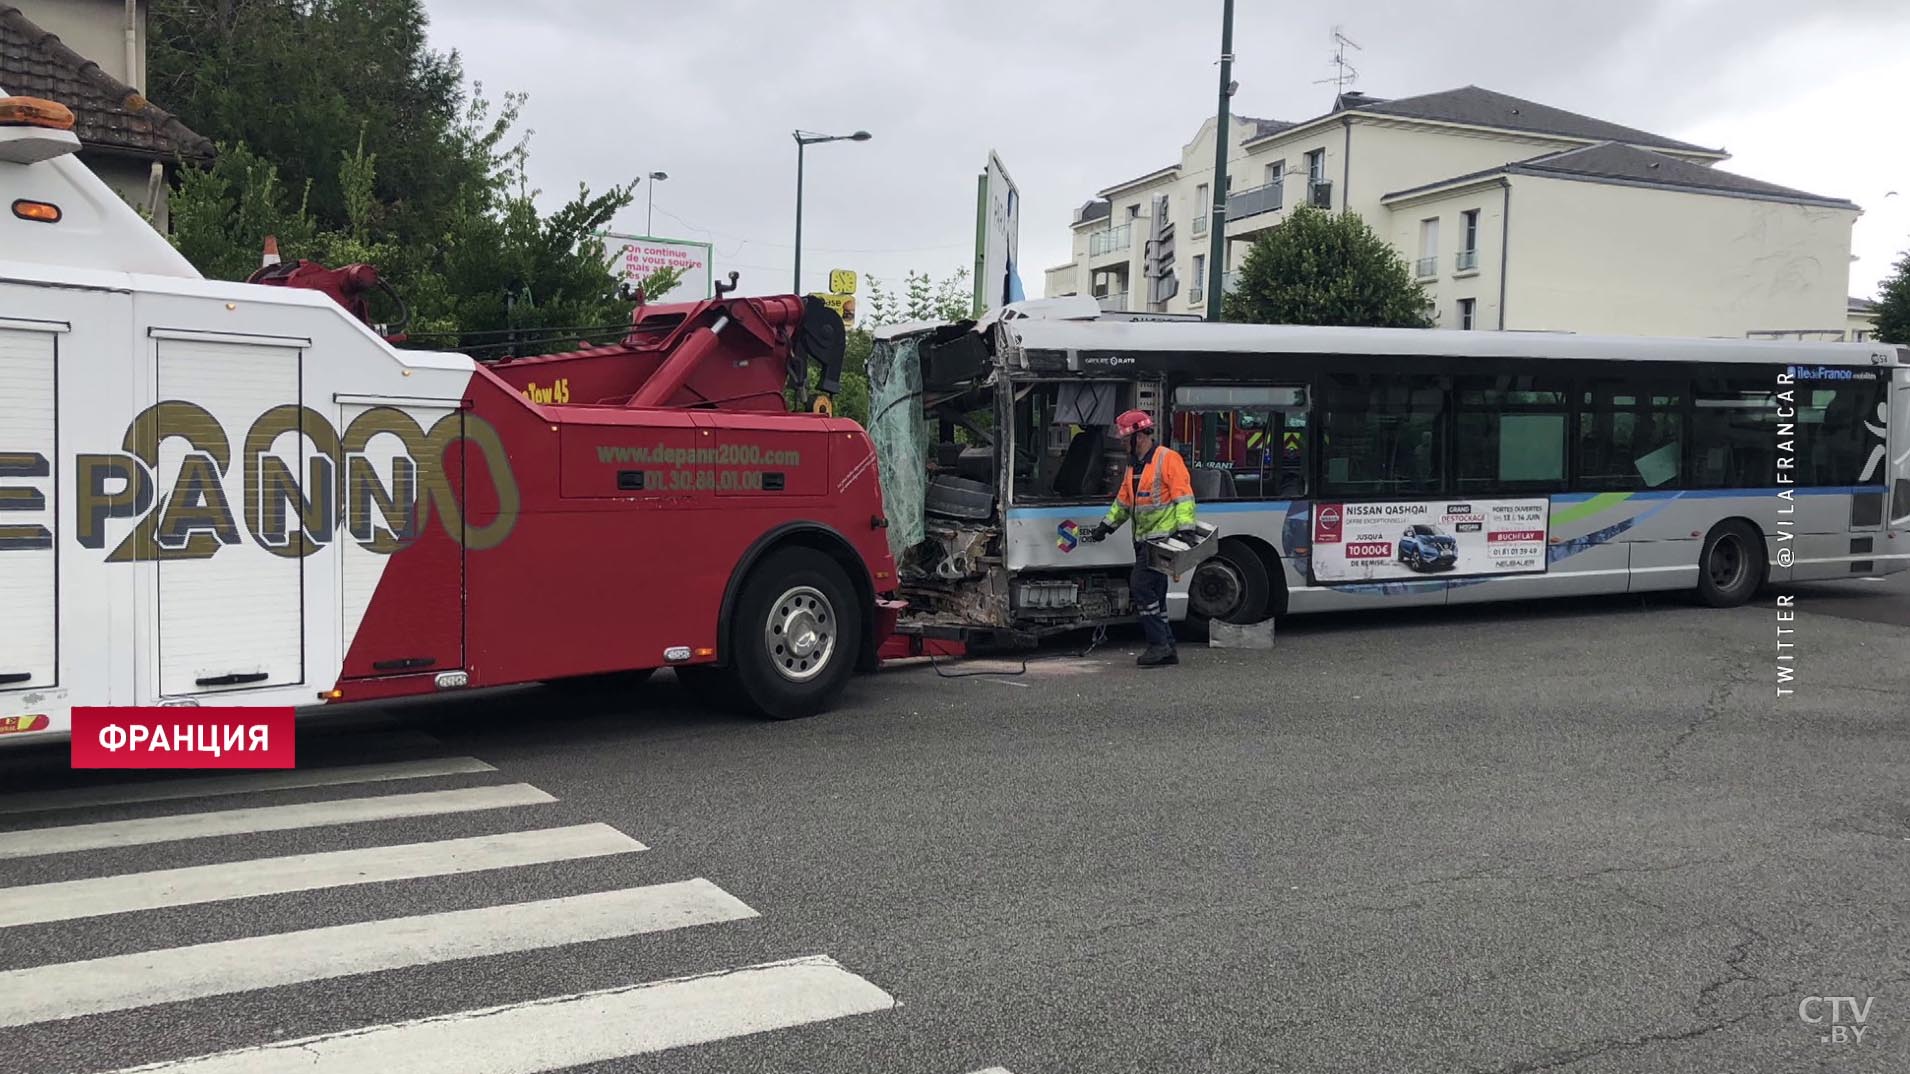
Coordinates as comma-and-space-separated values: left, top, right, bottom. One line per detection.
152, 0, 677, 352
1873, 250, 1910, 345
149, 0, 480, 255
862, 268, 972, 327
1221, 208, 1434, 328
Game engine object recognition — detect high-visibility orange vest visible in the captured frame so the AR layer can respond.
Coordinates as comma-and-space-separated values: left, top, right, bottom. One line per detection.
1104, 445, 1196, 539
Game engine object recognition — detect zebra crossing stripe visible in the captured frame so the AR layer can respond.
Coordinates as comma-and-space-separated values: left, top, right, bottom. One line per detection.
0, 879, 758, 1028
0, 757, 498, 816
0, 823, 645, 928
103, 956, 894, 1073
0, 784, 555, 859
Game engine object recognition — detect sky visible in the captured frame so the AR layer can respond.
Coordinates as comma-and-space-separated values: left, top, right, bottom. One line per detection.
425, 0, 1910, 306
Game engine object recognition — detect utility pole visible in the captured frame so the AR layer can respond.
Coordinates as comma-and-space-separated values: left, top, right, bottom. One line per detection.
1205, 0, 1234, 322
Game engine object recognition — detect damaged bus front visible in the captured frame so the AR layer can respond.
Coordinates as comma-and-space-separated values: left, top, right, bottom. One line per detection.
867, 300, 1255, 647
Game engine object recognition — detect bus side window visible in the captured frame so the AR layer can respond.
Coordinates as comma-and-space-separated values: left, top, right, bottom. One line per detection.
1320, 374, 1445, 497
1579, 381, 1682, 490
1170, 384, 1308, 500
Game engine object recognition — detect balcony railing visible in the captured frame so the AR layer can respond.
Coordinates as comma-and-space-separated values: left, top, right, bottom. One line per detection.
1414, 255, 1438, 279
1192, 214, 1208, 236
1188, 284, 1206, 306
1226, 182, 1283, 221
1222, 271, 1239, 295
1455, 248, 1479, 272
1088, 224, 1132, 258
1096, 291, 1128, 312
1307, 180, 1333, 209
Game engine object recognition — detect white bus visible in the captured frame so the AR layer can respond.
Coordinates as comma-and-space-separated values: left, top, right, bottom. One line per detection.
871, 302, 1908, 642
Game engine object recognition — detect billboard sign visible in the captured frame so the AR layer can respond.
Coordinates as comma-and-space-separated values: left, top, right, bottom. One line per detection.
973, 151, 1022, 315
601, 233, 714, 300
1310, 499, 1549, 583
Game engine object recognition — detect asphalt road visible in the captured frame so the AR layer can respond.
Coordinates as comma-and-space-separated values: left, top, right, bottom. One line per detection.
1, 579, 1905, 1073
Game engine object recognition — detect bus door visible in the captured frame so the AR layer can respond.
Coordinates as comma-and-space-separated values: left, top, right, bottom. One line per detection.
1892, 367, 1910, 538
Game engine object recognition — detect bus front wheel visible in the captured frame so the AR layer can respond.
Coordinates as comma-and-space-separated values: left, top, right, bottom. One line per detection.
1696, 521, 1765, 608
1188, 540, 1272, 625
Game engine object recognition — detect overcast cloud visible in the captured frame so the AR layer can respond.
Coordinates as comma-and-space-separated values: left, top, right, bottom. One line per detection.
426, 0, 1910, 304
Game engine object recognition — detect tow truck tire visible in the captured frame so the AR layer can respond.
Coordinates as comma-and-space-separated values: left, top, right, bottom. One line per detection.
729, 547, 863, 720
1696, 520, 1765, 608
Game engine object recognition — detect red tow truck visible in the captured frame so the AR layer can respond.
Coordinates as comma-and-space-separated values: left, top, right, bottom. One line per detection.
0, 92, 899, 745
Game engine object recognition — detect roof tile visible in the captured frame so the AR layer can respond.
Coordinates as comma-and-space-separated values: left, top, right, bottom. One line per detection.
0, 3, 212, 161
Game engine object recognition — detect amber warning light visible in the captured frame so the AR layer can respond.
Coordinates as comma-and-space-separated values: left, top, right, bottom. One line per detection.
12, 199, 60, 223
0, 96, 76, 131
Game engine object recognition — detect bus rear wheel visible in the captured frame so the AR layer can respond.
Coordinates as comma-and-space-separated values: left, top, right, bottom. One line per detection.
1697, 521, 1765, 608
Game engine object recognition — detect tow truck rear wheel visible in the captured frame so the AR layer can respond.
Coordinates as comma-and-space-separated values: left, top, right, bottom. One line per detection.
726, 546, 862, 720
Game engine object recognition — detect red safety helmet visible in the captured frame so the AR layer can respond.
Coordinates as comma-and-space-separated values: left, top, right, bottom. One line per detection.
1114, 409, 1155, 437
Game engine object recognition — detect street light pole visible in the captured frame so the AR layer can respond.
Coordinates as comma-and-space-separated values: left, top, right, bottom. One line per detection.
793, 137, 806, 294
646, 170, 668, 235
1206, 0, 1235, 322
792, 129, 872, 295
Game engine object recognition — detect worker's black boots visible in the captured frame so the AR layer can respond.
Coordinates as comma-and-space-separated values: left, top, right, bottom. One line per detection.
1137, 645, 1178, 668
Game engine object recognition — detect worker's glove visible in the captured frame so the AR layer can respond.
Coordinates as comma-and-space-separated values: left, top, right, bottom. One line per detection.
1176, 528, 1201, 544
1081, 521, 1111, 543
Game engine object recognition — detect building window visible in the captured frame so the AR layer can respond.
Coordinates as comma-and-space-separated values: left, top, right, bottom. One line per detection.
1193, 184, 1210, 235
1306, 149, 1325, 183
1127, 204, 1141, 220
1416, 218, 1439, 278
1457, 298, 1476, 330
1266, 159, 1285, 208
1190, 253, 1206, 304
1457, 209, 1480, 272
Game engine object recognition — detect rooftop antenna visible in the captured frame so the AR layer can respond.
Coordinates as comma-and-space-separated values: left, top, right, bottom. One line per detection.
1313, 26, 1361, 99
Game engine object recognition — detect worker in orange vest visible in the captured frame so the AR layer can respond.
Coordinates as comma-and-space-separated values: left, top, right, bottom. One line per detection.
1081, 408, 1199, 667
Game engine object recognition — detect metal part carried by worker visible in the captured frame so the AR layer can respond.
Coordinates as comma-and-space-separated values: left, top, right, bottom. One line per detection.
1080, 408, 1199, 668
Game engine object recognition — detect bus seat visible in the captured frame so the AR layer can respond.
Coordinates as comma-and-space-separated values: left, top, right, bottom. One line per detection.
1190, 466, 1237, 501
1051, 428, 1104, 497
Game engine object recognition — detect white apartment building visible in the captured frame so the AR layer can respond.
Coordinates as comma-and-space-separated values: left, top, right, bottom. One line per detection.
1045, 86, 1862, 339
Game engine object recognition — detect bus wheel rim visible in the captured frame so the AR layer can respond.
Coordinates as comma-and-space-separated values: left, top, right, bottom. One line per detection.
766, 585, 835, 683
1709, 535, 1743, 589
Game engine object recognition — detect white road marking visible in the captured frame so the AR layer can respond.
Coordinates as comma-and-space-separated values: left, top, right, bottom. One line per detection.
0, 880, 758, 1028
0, 823, 645, 928
103, 955, 892, 1074
0, 757, 497, 816
0, 784, 555, 859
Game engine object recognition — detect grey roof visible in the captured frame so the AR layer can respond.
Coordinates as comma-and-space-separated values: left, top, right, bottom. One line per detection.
1849, 296, 1878, 313
1073, 199, 1111, 225
1323, 85, 1721, 156
1238, 114, 1298, 139
1097, 163, 1179, 198
0, 4, 212, 161
1383, 142, 1855, 209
